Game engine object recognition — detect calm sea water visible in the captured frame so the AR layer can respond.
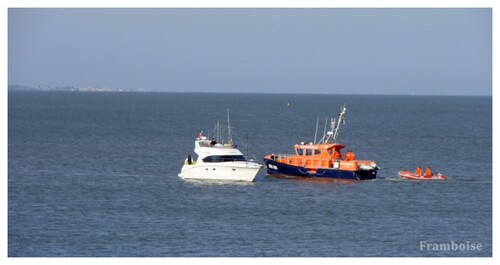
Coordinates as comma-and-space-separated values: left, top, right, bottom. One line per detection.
8, 91, 492, 257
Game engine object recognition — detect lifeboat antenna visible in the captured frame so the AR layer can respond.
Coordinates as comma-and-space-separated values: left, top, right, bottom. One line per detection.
322, 117, 328, 142
314, 116, 319, 144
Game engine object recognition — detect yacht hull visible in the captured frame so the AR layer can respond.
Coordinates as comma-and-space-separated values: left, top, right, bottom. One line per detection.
179, 162, 261, 182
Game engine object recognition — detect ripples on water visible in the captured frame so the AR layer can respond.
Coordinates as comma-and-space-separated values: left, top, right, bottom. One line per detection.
8, 92, 491, 256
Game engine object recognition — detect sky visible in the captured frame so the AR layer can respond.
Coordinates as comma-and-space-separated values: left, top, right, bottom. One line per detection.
8, 8, 492, 96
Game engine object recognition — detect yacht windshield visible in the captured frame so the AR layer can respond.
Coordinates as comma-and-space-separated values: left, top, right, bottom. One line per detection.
202, 155, 246, 163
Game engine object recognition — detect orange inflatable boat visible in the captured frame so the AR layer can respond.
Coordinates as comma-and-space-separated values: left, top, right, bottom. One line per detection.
398, 170, 447, 180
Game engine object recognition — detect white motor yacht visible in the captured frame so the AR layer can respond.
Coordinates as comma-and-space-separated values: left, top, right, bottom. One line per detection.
178, 114, 262, 182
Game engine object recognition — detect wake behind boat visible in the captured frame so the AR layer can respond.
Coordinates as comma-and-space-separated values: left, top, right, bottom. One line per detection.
263, 105, 379, 181
178, 112, 262, 182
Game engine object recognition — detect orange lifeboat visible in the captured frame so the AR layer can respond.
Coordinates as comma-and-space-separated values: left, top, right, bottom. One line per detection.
263, 105, 379, 181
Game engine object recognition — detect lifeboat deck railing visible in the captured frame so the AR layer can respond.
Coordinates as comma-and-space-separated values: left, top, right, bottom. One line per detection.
267, 154, 334, 168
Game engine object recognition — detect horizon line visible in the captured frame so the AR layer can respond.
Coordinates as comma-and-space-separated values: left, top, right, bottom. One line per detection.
7, 89, 491, 97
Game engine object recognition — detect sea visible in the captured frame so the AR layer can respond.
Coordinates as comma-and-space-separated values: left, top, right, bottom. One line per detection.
8, 91, 492, 257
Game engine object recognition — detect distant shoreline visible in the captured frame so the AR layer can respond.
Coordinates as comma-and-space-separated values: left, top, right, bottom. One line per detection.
8, 85, 151, 93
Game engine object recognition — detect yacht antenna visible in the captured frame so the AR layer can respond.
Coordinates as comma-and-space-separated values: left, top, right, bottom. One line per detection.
227, 109, 233, 145
246, 132, 249, 156
216, 120, 220, 143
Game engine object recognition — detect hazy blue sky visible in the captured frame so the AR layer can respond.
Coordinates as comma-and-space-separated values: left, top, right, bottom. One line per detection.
8, 8, 491, 95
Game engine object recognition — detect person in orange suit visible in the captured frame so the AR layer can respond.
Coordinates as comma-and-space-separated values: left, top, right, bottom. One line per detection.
425, 167, 432, 177
345, 150, 352, 161
345, 150, 356, 161
333, 149, 342, 160
415, 166, 422, 176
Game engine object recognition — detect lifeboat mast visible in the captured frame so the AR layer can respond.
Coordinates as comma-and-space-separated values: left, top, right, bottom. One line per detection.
317, 105, 347, 144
